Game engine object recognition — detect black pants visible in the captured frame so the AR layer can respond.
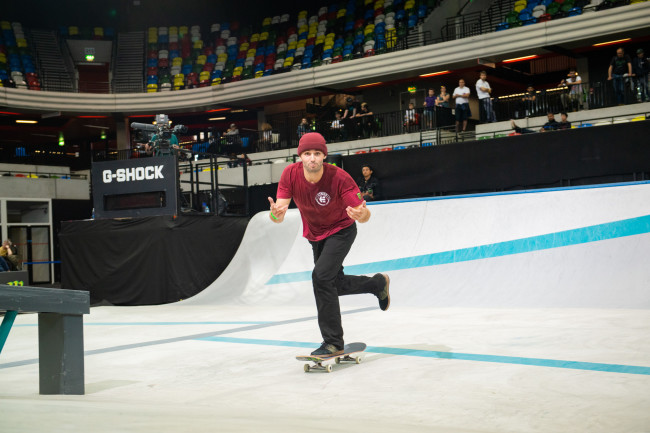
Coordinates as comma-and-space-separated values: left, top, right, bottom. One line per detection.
309, 223, 385, 349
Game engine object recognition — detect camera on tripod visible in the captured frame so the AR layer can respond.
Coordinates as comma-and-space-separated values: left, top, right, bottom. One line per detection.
131, 114, 187, 155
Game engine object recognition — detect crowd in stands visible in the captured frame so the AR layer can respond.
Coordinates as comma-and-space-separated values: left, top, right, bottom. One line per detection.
1, 0, 645, 94
0, 21, 41, 90
146, 0, 436, 92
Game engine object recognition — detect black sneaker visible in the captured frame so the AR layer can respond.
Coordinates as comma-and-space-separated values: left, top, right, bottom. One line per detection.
377, 273, 390, 311
311, 343, 344, 357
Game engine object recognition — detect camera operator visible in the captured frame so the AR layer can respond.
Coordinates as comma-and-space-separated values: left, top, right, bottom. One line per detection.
144, 114, 180, 156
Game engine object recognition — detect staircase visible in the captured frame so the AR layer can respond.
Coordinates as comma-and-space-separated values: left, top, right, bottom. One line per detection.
478, 0, 517, 34
30, 29, 75, 92
112, 31, 144, 93
442, 0, 516, 41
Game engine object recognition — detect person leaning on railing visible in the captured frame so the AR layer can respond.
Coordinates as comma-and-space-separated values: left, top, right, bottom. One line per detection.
559, 67, 583, 112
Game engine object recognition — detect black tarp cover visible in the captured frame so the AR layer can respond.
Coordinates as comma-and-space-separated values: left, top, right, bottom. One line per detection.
60, 215, 248, 305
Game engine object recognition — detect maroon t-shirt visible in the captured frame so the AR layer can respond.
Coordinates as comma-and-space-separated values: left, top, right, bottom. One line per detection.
277, 162, 364, 241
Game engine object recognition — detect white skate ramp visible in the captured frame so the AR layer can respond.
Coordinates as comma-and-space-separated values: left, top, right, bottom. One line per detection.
4, 182, 650, 433
185, 181, 650, 308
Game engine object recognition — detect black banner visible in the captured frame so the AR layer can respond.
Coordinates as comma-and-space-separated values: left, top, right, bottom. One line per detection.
342, 120, 650, 199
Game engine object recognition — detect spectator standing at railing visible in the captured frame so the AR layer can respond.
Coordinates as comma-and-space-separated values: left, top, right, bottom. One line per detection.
452, 78, 471, 133
632, 48, 650, 102
355, 102, 374, 138
608, 47, 633, 105
226, 123, 239, 137
259, 122, 273, 151
559, 67, 583, 112
521, 85, 537, 118
476, 71, 496, 123
224, 123, 241, 153
330, 111, 345, 142
341, 97, 358, 139
404, 102, 418, 132
436, 86, 450, 108
423, 88, 436, 129
436, 85, 451, 126
297, 117, 310, 140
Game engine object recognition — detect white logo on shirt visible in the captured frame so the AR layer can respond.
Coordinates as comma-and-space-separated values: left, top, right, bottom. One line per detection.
315, 192, 331, 206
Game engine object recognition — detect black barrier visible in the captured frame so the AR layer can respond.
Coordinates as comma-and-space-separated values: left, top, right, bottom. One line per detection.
59, 215, 249, 305
91, 156, 179, 218
341, 120, 650, 200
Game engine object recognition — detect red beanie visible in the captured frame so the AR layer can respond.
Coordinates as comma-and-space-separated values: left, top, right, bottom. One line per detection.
297, 132, 328, 156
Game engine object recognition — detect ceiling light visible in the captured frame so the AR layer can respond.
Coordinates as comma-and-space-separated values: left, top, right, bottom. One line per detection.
83, 125, 110, 129
592, 38, 631, 47
502, 55, 539, 63
419, 70, 450, 77
357, 82, 382, 88
209, 117, 226, 121
16, 120, 38, 124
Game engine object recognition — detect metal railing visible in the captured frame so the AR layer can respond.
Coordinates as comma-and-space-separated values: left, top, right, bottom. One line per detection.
493, 78, 645, 121
0, 169, 87, 179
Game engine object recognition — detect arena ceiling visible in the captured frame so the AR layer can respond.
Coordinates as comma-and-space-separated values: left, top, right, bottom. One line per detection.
3, 0, 308, 33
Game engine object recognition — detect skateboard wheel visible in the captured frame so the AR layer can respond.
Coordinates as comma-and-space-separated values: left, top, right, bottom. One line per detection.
355, 356, 362, 364
335, 357, 341, 364
325, 364, 333, 373
304, 364, 310, 373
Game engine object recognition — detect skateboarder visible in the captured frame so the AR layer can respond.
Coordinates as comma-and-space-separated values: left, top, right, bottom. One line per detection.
268, 132, 390, 357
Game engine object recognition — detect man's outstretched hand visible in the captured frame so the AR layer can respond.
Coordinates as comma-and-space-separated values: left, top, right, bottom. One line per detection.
346, 201, 370, 223
268, 197, 289, 223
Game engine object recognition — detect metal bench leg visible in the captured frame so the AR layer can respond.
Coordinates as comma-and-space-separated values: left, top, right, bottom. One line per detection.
0, 310, 18, 355
38, 313, 85, 395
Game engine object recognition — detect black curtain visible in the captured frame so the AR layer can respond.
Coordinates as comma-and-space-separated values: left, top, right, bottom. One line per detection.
60, 215, 248, 305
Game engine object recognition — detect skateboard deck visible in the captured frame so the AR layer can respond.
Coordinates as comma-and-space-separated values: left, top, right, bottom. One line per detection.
297, 342, 366, 373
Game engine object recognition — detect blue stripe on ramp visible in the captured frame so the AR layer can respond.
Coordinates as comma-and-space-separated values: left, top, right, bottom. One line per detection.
266, 214, 650, 285
196, 336, 650, 376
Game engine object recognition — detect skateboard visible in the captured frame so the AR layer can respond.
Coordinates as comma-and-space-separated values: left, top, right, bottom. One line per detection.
296, 342, 366, 373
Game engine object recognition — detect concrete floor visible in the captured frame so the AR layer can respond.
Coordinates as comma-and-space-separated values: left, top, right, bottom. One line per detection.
2, 183, 650, 432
